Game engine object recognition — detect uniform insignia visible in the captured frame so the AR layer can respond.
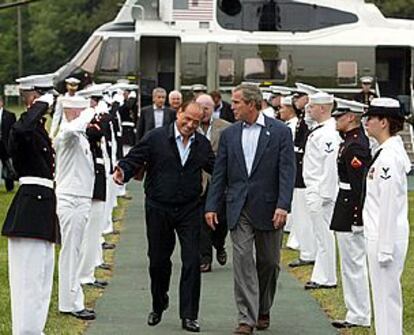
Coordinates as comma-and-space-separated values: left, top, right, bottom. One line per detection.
351, 156, 363, 169
380, 167, 391, 180
368, 167, 375, 180
324, 142, 334, 153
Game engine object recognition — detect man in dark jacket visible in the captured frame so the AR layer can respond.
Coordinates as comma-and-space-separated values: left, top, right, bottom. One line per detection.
114, 101, 215, 333
1, 73, 59, 335
210, 90, 236, 123
0, 96, 16, 191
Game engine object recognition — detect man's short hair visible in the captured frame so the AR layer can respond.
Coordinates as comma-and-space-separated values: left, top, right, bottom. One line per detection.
152, 87, 167, 97
209, 90, 222, 100
233, 84, 262, 111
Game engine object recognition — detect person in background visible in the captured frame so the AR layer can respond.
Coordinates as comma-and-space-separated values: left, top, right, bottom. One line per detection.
210, 90, 235, 123
169, 90, 183, 111
261, 91, 276, 119
330, 99, 371, 329
191, 84, 207, 99
353, 76, 378, 106
0, 96, 17, 191
2, 73, 59, 335
363, 98, 410, 335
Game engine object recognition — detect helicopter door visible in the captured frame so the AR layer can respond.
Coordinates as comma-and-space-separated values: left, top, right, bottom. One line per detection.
140, 37, 178, 106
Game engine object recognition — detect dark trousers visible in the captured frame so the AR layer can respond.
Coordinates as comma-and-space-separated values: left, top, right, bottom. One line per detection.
200, 195, 228, 264
1, 158, 15, 192
145, 200, 201, 319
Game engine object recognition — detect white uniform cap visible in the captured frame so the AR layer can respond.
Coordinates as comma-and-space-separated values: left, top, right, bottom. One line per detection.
108, 83, 138, 92
295, 82, 321, 96
191, 84, 207, 92
16, 73, 55, 91
364, 97, 404, 119
281, 95, 293, 106
241, 81, 261, 87
262, 92, 273, 102
332, 98, 366, 116
370, 97, 400, 108
61, 96, 89, 109
269, 85, 292, 95
65, 77, 81, 85
309, 92, 334, 105
78, 83, 112, 98
360, 76, 374, 84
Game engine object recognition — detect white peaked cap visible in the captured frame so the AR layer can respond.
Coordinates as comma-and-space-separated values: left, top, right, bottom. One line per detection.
269, 85, 292, 95
360, 76, 374, 84
333, 98, 367, 115
295, 82, 321, 96
281, 95, 293, 106
370, 97, 400, 108
108, 82, 139, 92
191, 84, 207, 91
61, 96, 89, 109
78, 83, 112, 98
309, 92, 334, 105
65, 77, 81, 85
262, 92, 273, 101
16, 73, 55, 90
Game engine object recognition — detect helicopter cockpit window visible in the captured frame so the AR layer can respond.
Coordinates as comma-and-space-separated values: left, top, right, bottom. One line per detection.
217, 0, 358, 32
244, 58, 287, 82
99, 38, 136, 75
337, 61, 358, 86
72, 36, 103, 73
100, 38, 120, 72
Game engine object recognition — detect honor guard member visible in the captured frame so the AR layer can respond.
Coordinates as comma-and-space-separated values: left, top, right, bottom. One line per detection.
1, 73, 59, 335
269, 86, 291, 118
303, 92, 341, 290
196, 94, 230, 273
118, 84, 139, 150
50, 77, 80, 138
55, 96, 96, 320
261, 91, 276, 119
363, 98, 410, 335
353, 76, 378, 106
330, 99, 371, 329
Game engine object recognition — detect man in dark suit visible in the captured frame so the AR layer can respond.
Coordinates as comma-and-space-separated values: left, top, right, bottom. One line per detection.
114, 101, 215, 333
210, 90, 236, 123
136, 87, 175, 141
0, 96, 17, 191
205, 84, 295, 335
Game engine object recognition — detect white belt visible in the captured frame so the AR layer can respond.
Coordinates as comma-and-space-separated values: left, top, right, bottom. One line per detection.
121, 121, 135, 127
96, 158, 105, 165
339, 182, 351, 190
19, 177, 54, 189
117, 131, 122, 137
294, 146, 304, 153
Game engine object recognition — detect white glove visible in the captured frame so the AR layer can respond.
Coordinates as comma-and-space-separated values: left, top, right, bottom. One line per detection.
129, 91, 136, 99
351, 225, 364, 234
113, 93, 124, 105
378, 252, 393, 266
35, 93, 54, 107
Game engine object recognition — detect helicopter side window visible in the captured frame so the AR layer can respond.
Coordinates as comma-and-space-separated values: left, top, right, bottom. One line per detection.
100, 38, 120, 72
98, 38, 136, 75
219, 59, 235, 84
337, 61, 358, 86
244, 58, 287, 82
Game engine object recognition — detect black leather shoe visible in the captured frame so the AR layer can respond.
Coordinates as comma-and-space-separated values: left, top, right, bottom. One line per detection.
331, 320, 370, 329
182, 318, 200, 332
70, 309, 96, 320
85, 280, 108, 289
102, 242, 116, 250
147, 311, 162, 326
200, 263, 212, 273
304, 281, 337, 290
288, 259, 315, 268
98, 263, 112, 270
216, 249, 227, 266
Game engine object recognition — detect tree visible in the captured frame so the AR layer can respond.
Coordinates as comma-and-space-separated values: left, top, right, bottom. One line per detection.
369, 0, 414, 19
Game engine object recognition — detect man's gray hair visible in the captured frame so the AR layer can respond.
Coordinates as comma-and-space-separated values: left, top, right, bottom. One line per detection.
168, 90, 182, 99
152, 87, 167, 97
233, 84, 263, 110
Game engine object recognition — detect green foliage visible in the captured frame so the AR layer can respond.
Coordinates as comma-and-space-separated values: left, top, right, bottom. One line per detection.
369, 0, 414, 19
0, 0, 120, 87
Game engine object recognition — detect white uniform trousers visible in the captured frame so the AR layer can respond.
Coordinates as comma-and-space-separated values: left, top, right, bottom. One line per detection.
366, 238, 408, 335
291, 189, 316, 261
337, 232, 371, 326
57, 195, 92, 312
79, 199, 106, 284
102, 176, 118, 235
8, 237, 54, 335
309, 200, 337, 285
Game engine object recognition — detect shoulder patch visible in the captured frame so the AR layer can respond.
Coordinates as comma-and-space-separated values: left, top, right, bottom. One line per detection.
324, 142, 334, 153
380, 167, 391, 180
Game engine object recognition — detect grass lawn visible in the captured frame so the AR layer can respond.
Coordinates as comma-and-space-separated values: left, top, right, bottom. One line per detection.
0, 186, 129, 335
281, 192, 414, 335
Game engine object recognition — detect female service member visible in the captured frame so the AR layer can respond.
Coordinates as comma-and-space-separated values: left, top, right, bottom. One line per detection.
363, 97, 410, 335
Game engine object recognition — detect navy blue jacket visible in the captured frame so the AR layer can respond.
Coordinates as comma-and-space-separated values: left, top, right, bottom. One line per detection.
205, 115, 296, 231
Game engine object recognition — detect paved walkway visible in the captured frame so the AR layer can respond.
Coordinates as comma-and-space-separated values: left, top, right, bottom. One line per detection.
86, 183, 337, 335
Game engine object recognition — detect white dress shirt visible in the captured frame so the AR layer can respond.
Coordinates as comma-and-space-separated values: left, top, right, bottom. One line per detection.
242, 112, 265, 176
285, 116, 298, 142
174, 122, 195, 166
154, 104, 164, 128
213, 102, 222, 120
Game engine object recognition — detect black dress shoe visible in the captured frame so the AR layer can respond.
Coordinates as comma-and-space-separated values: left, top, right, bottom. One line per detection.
304, 281, 337, 290
288, 258, 315, 268
97, 263, 112, 270
331, 320, 370, 329
70, 309, 96, 320
182, 318, 200, 332
102, 242, 116, 250
216, 249, 227, 266
85, 280, 108, 289
147, 311, 162, 326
